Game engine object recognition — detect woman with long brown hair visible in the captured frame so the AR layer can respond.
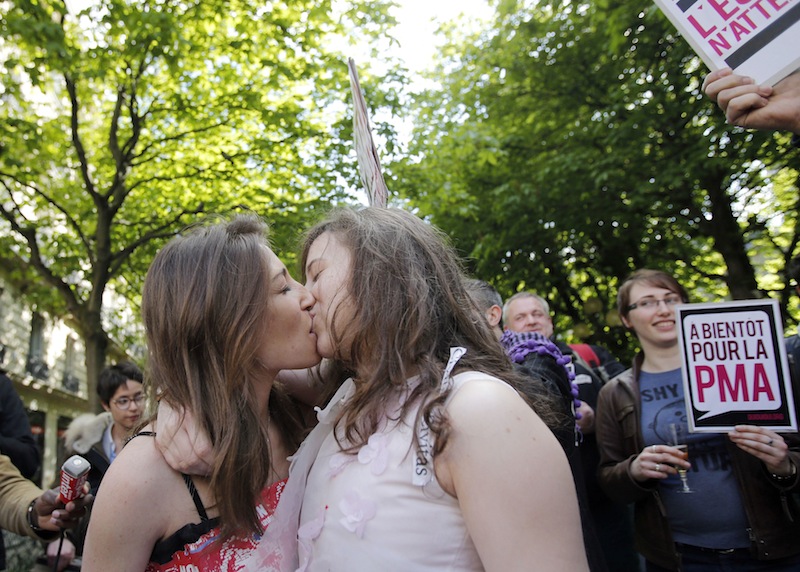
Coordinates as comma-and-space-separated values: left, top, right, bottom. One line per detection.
158, 208, 587, 571
246, 207, 587, 571
595, 269, 800, 571
82, 214, 320, 571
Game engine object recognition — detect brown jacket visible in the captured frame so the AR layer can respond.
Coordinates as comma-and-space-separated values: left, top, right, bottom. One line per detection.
595, 353, 800, 570
0, 453, 44, 538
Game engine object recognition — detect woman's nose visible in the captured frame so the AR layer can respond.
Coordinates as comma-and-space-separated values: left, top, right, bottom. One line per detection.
299, 283, 316, 310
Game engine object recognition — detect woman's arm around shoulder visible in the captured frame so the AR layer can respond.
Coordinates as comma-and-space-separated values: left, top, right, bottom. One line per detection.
436, 375, 588, 572
82, 434, 175, 572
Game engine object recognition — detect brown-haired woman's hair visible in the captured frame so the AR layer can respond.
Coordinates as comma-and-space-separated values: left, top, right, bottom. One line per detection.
617, 269, 690, 320
300, 207, 557, 456
142, 214, 305, 539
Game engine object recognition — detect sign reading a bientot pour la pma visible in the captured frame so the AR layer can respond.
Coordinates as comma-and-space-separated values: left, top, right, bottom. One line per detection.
676, 299, 797, 433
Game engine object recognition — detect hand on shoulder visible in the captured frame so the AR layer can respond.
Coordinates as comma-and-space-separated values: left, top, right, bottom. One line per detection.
155, 402, 214, 475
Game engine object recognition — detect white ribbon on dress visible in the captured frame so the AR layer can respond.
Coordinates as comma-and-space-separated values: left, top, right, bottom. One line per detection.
412, 347, 466, 487
242, 347, 467, 570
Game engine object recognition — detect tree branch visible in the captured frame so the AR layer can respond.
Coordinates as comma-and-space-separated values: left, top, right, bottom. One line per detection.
65, 73, 100, 203
108, 204, 206, 276
0, 200, 81, 314
0, 175, 93, 263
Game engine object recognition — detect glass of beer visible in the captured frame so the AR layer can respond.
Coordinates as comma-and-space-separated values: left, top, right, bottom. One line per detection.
669, 422, 693, 493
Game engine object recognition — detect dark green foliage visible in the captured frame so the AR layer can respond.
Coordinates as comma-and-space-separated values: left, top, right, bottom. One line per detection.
393, 0, 799, 361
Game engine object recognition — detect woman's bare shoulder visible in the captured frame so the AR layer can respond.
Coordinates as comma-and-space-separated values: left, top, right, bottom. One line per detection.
101, 431, 182, 503
447, 372, 530, 417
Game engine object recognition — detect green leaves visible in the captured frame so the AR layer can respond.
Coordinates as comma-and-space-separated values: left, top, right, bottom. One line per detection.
394, 0, 799, 359
0, 0, 397, 403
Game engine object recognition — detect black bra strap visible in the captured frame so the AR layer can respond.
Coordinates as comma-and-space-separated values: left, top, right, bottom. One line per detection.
126, 430, 156, 446
182, 474, 209, 521
127, 431, 209, 521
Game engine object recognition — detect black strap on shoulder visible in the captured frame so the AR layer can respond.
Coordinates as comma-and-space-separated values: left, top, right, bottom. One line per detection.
126, 430, 157, 445
181, 474, 209, 521
126, 432, 210, 522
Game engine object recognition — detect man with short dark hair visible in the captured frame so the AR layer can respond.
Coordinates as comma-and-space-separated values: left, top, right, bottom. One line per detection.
47, 362, 144, 565
65, 362, 144, 493
464, 279, 504, 339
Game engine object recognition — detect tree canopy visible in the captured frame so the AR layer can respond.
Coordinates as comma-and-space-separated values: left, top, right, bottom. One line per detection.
392, 0, 800, 359
0, 0, 398, 409
3, 0, 799, 392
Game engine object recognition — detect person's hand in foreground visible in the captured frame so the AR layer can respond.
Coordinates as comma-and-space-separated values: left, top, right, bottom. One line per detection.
155, 401, 214, 475
703, 68, 800, 133
35, 486, 93, 531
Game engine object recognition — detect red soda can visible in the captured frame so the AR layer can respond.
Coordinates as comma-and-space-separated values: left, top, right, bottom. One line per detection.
59, 455, 91, 503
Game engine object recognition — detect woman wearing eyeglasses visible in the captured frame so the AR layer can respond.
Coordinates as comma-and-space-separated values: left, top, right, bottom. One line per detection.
45, 362, 145, 568
595, 269, 800, 572
64, 362, 145, 494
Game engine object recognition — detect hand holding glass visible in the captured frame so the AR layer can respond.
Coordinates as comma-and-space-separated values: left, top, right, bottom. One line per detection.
669, 422, 693, 493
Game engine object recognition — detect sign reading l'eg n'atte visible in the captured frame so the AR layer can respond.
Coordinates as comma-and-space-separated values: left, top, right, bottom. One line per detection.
651, 0, 800, 86
676, 299, 797, 432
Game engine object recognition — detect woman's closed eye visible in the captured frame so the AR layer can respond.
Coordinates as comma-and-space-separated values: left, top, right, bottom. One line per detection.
305, 263, 323, 285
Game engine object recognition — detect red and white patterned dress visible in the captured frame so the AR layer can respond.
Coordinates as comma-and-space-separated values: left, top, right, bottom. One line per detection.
145, 478, 286, 572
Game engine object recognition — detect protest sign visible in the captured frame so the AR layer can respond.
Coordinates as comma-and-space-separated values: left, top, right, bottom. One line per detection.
676, 299, 797, 432
652, 0, 800, 85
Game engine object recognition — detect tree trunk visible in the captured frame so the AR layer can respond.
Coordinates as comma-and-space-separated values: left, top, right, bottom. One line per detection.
703, 172, 760, 300
82, 315, 108, 413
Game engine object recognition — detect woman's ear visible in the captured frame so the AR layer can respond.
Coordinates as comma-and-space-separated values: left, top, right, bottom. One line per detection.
620, 314, 633, 330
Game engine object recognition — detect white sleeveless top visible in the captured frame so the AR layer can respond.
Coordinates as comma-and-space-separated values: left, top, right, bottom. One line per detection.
295, 369, 507, 572
241, 349, 509, 572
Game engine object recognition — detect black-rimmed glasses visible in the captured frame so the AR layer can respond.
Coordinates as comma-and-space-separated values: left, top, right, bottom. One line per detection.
112, 394, 145, 410
626, 294, 683, 312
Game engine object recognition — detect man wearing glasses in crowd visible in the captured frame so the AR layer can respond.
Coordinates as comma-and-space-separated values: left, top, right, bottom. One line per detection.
46, 362, 144, 569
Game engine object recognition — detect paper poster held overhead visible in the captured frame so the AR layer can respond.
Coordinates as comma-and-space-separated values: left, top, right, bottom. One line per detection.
348, 58, 389, 209
652, 0, 800, 85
